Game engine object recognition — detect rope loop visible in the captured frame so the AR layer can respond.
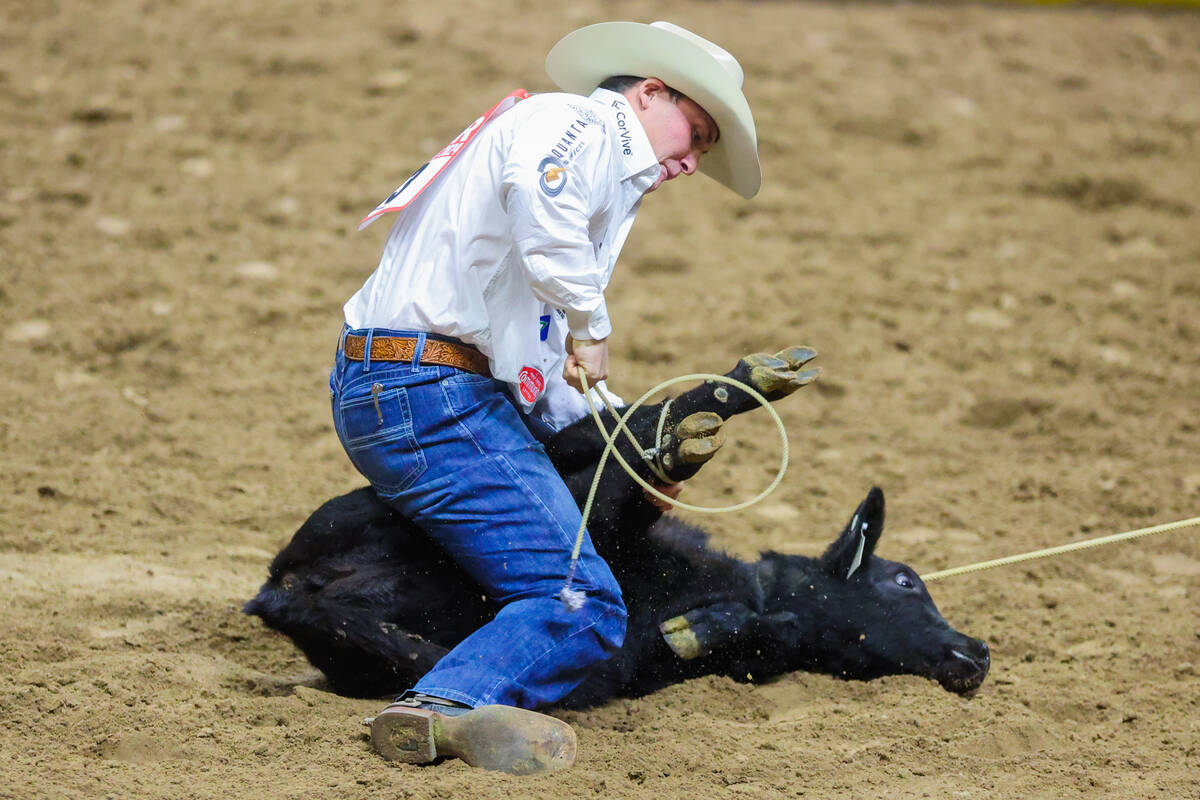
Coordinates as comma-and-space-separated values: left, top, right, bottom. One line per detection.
559, 371, 790, 607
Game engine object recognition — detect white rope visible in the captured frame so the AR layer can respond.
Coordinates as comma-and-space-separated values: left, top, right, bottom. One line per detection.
920, 515, 1200, 582
559, 372, 789, 609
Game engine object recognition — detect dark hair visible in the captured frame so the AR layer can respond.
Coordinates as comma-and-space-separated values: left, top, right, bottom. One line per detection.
597, 75, 681, 101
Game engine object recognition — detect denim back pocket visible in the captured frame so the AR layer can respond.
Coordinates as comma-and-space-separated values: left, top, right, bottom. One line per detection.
336, 385, 426, 495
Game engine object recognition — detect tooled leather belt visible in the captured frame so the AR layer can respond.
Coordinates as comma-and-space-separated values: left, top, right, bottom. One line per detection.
342, 334, 491, 377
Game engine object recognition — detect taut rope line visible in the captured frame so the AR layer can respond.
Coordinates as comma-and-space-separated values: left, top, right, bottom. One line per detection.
558, 371, 790, 609
920, 516, 1200, 582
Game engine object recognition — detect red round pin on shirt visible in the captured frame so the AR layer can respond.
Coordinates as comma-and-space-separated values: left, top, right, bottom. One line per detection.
518, 366, 545, 403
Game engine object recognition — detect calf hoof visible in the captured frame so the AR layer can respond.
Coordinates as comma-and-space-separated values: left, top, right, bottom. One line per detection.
371, 704, 576, 775
657, 412, 724, 482
743, 346, 820, 400
659, 614, 704, 659
675, 411, 725, 464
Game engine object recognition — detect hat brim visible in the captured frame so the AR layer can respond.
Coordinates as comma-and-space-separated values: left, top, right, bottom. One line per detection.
546, 22, 761, 199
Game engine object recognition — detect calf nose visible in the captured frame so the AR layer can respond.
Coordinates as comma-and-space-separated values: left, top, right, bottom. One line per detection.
969, 639, 990, 670
937, 638, 990, 693
960, 639, 990, 669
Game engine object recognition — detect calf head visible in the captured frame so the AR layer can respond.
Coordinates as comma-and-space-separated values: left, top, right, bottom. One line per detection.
757, 487, 990, 693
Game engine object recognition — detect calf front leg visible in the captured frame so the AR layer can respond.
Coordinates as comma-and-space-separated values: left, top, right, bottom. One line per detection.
659, 602, 758, 659
659, 602, 799, 661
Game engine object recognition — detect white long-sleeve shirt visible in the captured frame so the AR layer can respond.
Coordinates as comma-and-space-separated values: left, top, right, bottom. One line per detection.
344, 88, 660, 429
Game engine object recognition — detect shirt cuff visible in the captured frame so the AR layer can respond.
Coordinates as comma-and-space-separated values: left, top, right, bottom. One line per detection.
566, 301, 612, 341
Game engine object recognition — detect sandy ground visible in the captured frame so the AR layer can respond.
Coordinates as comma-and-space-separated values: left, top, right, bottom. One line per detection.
2, 1, 1199, 797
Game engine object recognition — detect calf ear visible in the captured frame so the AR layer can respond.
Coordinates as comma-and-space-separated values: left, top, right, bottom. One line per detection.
822, 487, 886, 580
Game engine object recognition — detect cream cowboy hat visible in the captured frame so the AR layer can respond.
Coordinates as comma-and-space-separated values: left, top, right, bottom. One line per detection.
545, 21, 761, 199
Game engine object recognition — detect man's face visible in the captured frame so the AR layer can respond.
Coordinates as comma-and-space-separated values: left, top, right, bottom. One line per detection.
628, 79, 719, 193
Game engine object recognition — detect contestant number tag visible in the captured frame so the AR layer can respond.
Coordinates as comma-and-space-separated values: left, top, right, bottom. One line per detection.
359, 90, 529, 230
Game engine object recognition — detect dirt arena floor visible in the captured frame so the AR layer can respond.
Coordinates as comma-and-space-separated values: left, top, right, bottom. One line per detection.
2, 1, 1198, 797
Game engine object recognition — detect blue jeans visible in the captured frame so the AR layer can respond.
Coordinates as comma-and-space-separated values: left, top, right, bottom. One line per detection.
329, 328, 627, 709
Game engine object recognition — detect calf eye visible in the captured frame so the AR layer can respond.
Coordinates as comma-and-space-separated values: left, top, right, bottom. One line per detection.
894, 572, 914, 589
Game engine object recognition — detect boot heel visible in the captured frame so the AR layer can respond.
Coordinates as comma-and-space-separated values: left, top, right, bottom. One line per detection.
370, 709, 438, 763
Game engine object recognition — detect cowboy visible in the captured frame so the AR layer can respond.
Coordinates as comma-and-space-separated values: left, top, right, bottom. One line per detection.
333, 21, 760, 774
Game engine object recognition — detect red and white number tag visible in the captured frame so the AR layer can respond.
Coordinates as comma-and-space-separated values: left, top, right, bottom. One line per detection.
358, 89, 530, 230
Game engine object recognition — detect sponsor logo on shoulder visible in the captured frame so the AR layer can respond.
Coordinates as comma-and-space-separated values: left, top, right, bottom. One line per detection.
538, 156, 567, 197
539, 314, 551, 341
547, 118, 592, 161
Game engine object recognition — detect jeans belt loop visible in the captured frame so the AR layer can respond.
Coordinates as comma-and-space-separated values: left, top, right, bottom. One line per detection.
336, 325, 348, 359
363, 328, 375, 373
412, 332, 427, 368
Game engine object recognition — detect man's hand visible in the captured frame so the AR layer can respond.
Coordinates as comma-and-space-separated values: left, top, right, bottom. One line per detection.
564, 337, 609, 392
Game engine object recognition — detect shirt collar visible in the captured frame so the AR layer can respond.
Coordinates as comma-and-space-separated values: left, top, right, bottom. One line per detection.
588, 88, 660, 192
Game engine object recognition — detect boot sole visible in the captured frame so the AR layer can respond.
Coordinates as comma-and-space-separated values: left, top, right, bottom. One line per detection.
370, 705, 577, 775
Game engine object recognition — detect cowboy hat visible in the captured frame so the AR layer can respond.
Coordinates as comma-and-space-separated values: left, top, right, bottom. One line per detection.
545, 21, 761, 199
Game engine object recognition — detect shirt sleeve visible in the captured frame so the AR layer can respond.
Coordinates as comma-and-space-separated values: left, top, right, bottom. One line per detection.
499, 102, 614, 341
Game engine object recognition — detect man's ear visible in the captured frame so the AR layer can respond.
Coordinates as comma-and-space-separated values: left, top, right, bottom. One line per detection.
631, 77, 667, 110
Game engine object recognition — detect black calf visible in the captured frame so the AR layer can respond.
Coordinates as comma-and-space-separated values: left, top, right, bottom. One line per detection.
245, 349, 989, 703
